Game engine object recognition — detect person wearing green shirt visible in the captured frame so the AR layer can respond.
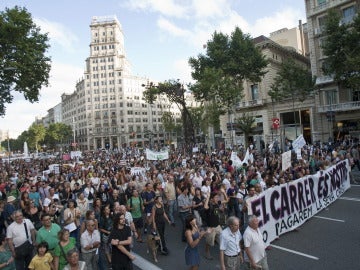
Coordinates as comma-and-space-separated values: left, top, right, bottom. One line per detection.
36, 213, 61, 253
53, 229, 76, 270
0, 234, 15, 270
127, 190, 144, 242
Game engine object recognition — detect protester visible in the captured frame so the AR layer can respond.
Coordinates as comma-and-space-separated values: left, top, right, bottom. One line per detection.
219, 217, 243, 270
178, 186, 193, 242
184, 214, 207, 270
152, 195, 171, 254
126, 189, 144, 243
243, 216, 269, 270
80, 220, 100, 270
36, 213, 61, 253
99, 204, 113, 266
0, 234, 15, 269
203, 192, 222, 260
163, 175, 177, 226
28, 241, 54, 270
109, 213, 135, 270
6, 210, 36, 270
53, 229, 76, 270
192, 187, 205, 227
63, 249, 86, 270
80, 210, 99, 235
63, 199, 81, 240
141, 183, 156, 234
23, 200, 42, 230
3, 196, 16, 228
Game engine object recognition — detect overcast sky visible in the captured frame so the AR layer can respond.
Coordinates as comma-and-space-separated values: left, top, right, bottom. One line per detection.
0, 0, 306, 137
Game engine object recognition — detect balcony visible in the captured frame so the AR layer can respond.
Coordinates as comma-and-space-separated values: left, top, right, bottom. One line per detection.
307, 0, 344, 17
236, 99, 264, 109
315, 75, 334, 86
318, 101, 360, 113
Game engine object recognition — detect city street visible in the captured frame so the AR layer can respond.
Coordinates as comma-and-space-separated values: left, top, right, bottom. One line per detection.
131, 180, 360, 270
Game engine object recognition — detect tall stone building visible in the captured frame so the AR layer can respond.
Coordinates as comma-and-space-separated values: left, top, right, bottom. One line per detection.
60, 16, 179, 150
305, 0, 360, 142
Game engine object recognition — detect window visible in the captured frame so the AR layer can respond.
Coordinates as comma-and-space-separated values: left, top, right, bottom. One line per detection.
317, 0, 326, 6
318, 16, 327, 31
342, 5, 356, 24
325, 90, 337, 105
352, 90, 360, 102
250, 84, 259, 100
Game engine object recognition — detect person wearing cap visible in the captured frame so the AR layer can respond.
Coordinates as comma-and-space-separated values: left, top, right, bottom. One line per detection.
3, 196, 16, 228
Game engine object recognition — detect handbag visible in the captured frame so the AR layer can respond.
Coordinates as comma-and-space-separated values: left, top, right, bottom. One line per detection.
14, 222, 33, 258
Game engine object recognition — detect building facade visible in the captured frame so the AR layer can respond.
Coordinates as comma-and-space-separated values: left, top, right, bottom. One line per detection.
220, 35, 315, 149
59, 16, 179, 151
305, 0, 360, 142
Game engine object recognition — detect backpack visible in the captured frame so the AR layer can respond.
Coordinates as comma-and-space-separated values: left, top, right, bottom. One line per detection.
129, 196, 142, 210
87, 188, 94, 200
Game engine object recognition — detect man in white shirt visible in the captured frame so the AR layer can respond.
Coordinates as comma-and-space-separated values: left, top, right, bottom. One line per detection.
222, 172, 232, 192
219, 217, 243, 270
80, 220, 101, 270
192, 170, 204, 189
7, 210, 36, 270
243, 216, 269, 270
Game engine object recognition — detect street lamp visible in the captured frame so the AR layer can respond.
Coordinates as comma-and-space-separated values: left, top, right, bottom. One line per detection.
7, 130, 10, 164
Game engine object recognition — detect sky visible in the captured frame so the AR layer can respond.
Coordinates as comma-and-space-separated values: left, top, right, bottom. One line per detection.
0, 0, 306, 138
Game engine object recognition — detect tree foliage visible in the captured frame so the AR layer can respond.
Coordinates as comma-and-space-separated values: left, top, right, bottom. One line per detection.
0, 6, 51, 115
322, 9, 360, 90
44, 123, 72, 149
28, 123, 46, 151
235, 113, 256, 148
143, 80, 195, 150
269, 58, 316, 103
189, 27, 268, 114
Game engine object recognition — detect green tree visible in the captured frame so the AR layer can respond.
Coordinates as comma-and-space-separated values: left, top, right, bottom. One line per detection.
322, 9, 360, 90
143, 80, 195, 150
44, 123, 72, 149
189, 27, 267, 112
235, 113, 256, 149
0, 6, 51, 115
270, 58, 316, 135
189, 27, 268, 145
28, 123, 46, 152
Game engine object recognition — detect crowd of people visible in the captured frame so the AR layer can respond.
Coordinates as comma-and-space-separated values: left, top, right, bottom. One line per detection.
0, 138, 358, 270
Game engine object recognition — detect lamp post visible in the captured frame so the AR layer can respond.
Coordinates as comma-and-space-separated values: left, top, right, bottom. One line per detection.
7, 130, 10, 164
72, 117, 76, 150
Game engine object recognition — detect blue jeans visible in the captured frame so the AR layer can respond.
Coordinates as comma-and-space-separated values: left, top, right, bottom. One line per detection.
167, 199, 177, 224
179, 211, 190, 241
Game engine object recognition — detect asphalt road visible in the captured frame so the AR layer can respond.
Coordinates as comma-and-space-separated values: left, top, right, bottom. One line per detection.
131, 180, 360, 270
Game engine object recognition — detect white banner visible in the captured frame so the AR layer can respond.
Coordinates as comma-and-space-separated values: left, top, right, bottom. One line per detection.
231, 149, 251, 168
70, 151, 82, 159
282, 150, 292, 171
292, 134, 306, 150
248, 160, 351, 246
146, 149, 169, 160
49, 164, 60, 174
130, 167, 146, 176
